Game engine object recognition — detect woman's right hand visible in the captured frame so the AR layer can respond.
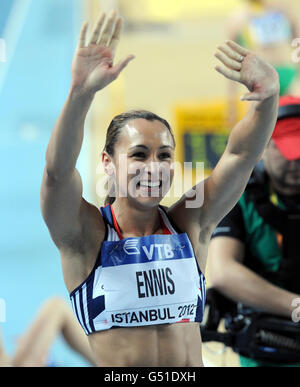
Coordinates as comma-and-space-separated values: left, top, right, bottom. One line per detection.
71, 11, 135, 95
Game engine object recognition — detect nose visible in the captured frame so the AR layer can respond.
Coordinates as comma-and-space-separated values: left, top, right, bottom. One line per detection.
144, 160, 161, 178
144, 160, 174, 183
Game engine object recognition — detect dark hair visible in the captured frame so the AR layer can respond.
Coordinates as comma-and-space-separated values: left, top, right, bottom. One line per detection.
103, 110, 175, 205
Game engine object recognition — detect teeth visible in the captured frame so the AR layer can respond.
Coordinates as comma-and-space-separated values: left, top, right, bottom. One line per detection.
139, 181, 160, 188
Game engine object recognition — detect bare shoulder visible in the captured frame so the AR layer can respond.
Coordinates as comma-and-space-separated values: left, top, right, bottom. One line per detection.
165, 179, 211, 233
163, 201, 191, 233
165, 197, 213, 241
41, 168, 107, 254
165, 202, 212, 273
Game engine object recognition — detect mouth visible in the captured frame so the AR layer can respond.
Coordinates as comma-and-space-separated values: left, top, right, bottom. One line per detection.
137, 180, 162, 189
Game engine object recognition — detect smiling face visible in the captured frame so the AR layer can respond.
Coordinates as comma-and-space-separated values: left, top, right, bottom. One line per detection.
102, 118, 175, 208
263, 140, 300, 195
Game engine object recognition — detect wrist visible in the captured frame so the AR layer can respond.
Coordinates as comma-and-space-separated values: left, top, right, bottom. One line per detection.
254, 88, 280, 112
69, 83, 96, 102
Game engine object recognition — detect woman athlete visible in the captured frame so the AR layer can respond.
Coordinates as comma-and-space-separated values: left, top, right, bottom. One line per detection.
41, 11, 279, 367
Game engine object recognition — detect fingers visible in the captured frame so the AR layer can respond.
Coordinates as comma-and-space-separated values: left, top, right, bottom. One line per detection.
241, 90, 274, 101
215, 65, 241, 82
88, 13, 106, 45
215, 50, 242, 71
99, 10, 117, 47
218, 44, 244, 63
241, 92, 262, 101
78, 22, 88, 48
109, 18, 123, 54
79, 11, 122, 51
111, 55, 136, 77
214, 41, 249, 83
226, 40, 250, 57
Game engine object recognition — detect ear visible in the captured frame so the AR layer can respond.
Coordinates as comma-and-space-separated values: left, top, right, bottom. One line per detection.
102, 152, 114, 176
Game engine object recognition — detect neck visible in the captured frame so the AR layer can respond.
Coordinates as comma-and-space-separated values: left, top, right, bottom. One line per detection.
111, 199, 162, 237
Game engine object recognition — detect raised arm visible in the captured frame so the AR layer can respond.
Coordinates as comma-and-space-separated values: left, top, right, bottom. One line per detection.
41, 12, 135, 250
169, 41, 279, 237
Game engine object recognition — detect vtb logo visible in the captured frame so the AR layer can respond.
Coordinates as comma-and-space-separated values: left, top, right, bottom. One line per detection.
123, 240, 174, 260
123, 239, 140, 255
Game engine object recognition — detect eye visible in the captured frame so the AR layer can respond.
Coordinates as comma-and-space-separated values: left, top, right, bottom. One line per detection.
159, 152, 171, 159
132, 152, 146, 158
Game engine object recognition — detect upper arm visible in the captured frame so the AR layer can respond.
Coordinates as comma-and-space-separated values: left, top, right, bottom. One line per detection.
208, 236, 245, 287
209, 236, 245, 266
40, 167, 93, 250
169, 150, 252, 238
201, 150, 253, 227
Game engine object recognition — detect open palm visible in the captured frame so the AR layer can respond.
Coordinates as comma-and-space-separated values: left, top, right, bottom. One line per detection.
215, 40, 279, 101
71, 11, 135, 94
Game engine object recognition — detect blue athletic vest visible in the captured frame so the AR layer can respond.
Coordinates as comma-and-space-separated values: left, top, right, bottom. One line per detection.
70, 204, 206, 335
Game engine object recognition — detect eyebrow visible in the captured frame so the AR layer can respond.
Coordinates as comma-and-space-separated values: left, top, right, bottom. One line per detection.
129, 145, 174, 151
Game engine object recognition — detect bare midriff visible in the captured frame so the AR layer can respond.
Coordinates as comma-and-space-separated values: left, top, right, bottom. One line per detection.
88, 322, 203, 367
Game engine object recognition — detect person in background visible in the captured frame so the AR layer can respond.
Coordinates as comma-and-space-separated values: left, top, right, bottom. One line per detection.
0, 297, 96, 367
227, 0, 300, 125
208, 95, 300, 367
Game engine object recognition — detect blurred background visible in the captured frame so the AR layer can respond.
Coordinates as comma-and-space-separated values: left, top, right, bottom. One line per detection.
0, 0, 300, 367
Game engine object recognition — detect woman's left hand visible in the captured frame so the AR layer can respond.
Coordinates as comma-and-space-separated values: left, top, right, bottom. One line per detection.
215, 40, 280, 101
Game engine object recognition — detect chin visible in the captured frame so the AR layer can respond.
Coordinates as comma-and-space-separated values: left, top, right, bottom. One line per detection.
129, 195, 163, 208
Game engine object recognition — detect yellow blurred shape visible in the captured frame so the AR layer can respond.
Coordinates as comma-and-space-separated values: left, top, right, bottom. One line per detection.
119, 0, 241, 22
175, 99, 247, 166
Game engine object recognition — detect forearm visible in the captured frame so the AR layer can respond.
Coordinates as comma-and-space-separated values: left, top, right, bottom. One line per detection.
45, 86, 95, 180
214, 260, 297, 318
226, 93, 279, 165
